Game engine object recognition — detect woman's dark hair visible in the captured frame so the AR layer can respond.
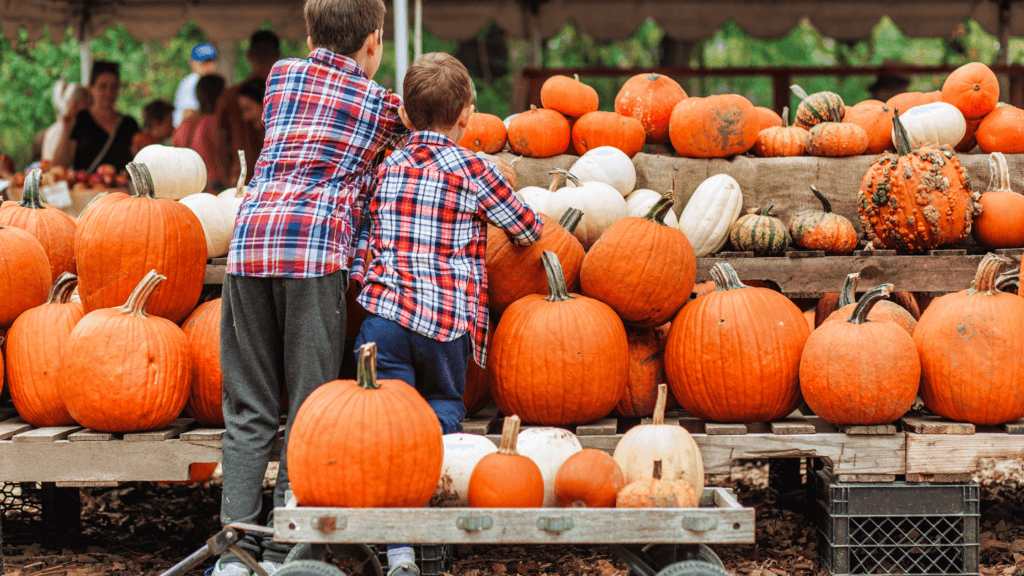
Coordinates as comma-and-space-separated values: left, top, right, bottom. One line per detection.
196, 74, 226, 115
89, 60, 120, 85
238, 78, 267, 106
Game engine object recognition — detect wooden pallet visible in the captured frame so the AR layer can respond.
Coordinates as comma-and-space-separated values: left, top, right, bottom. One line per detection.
902, 414, 1024, 482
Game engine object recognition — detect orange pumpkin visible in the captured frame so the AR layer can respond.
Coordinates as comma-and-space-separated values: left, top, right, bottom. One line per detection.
973, 152, 1024, 248
0, 225, 51, 329
288, 342, 444, 507
805, 122, 869, 157
540, 74, 599, 118
885, 91, 941, 114
572, 111, 646, 157
0, 169, 77, 283
59, 270, 192, 433
976, 106, 1024, 154
787, 186, 858, 255
614, 73, 687, 144
815, 272, 920, 330
753, 106, 808, 157
554, 449, 626, 508
182, 299, 224, 426
842, 101, 894, 155
753, 106, 784, 132
615, 459, 698, 508
669, 95, 759, 158
458, 112, 507, 154
942, 62, 999, 120
162, 462, 219, 485
822, 272, 918, 335
507, 105, 571, 158
490, 251, 628, 426
615, 324, 677, 418
5, 273, 84, 427
74, 163, 207, 324
468, 415, 544, 507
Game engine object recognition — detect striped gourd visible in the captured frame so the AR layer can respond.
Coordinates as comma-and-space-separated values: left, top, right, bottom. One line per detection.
729, 202, 790, 256
791, 85, 845, 130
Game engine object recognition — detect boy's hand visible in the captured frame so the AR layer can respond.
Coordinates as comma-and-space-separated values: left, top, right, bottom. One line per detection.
477, 152, 517, 189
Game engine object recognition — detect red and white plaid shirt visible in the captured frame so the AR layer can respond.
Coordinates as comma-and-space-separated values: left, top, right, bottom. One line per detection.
351, 131, 542, 367
227, 48, 409, 278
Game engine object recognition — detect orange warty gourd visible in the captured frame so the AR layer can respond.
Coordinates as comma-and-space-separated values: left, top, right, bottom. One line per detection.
942, 62, 999, 120
615, 459, 698, 508
753, 106, 784, 132
486, 208, 584, 315
5, 273, 84, 427
581, 185, 696, 327
0, 225, 51, 329
787, 186, 858, 255
915, 254, 1024, 425
540, 74, 599, 118
665, 263, 810, 423
669, 95, 759, 158
615, 324, 677, 418
571, 111, 646, 157
182, 299, 224, 426
74, 163, 207, 324
288, 342, 444, 507
976, 107, 1024, 154
554, 449, 626, 508
842, 101, 895, 155
801, 283, 920, 426
59, 270, 192, 433
820, 272, 918, 335
458, 112, 507, 154
753, 106, 808, 158
507, 106, 571, 159
467, 415, 544, 507
885, 91, 941, 114
614, 73, 688, 144
490, 251, 628, 426
973, 152, 1024, 248
0, 169, 77, 283
804, 122, 869, 157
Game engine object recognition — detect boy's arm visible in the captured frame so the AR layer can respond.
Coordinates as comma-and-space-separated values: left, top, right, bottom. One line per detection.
379, 91, 411, 151
476, 160, 542, 247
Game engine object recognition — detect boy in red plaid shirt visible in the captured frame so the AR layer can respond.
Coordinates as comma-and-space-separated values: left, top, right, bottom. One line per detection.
350, 53, 542, 574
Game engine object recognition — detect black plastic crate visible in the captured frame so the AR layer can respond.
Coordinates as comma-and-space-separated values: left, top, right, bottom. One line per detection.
375, 544, 453, 576
814, 469, 979, 576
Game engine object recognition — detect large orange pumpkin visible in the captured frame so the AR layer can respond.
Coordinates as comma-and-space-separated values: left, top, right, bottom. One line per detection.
540, 74, 599, 118
669, 95, 759, 158
885, 91, 941, 114
571, 111, 646, 157
554, 448, 625, 508
0, 225, 52, 328
5, 272, 85, 427
74, 163, 207, 324
615, 324, 677, 418
458, 112, 507, 154
942, 62, 999, 120
976, 106, 1024, 154
973, 152, 1024, 248
0, 169, 77, 283
915, 254, 1024, 425
801, 284, 920, 426
490, 251, 628, 426
614, 73, 687, 144
288, 342, 444, 507
665, 263, 810, 423
59, 270, 192, 433
467, 415, 544, 507
507, 106, 571, 158
842, 101, 894, 155
182, 299, 224, 426
580, 191, 696, 327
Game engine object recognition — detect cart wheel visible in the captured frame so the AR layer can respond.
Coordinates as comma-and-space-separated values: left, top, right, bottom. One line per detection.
655, 559, 731, 576
627, 544, 724, 574
284, 543, 384, 576
275, 560, 346, 576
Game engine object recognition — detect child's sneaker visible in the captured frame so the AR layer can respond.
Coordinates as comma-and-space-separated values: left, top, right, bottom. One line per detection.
388, 561, 420, 576
258, 561, 282, 575
205, 559, 251, 576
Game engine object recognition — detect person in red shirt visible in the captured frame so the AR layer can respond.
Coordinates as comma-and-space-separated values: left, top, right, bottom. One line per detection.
172, 74, 225, 191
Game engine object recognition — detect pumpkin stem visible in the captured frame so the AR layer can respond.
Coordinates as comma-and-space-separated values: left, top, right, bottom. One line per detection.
126, 162, 157, 199
892, 110, 914, 156
987, 152, 1013, 194
355, 341, 380, 390
47, 272, 79, 304
497, 414, 522, 455
781, 106, 789, 129
557, 207, 583, 233
790, 85, 809, 101
653, 384, 668, 426
541, 250, 576, 303
233, 150, 247, 198
547, 172, 562, 192
996, 268, 1020, 292
572, 73, 581, 82
810, 186, 833, 213
652, 459, 663, 481
20, 168, 45, 209
530, 104, 538, 112
837, 272, 861, 308
550, 168, 582, 187
118, 269, 166, 318
969, 253, 1013, 295
643, 191, 675, 226
757, 201, 774, 217
848, 283, 894, 324
710, 263, 747, 291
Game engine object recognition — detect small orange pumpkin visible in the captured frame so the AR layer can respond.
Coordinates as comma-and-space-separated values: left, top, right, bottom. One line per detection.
669, 95, 759, 158
507, 105, 571, 158
571, 111, 646, 157
787, 186, 858, 255
554, 449, 626, 508
753, 106, 808, 157
942, 62, 999, 120
805, 122, 869, 157
468, 415, 545, 507
842, 101, 894, 155
614, 73, 687, 144
973, 152, 1024, 248
753, 106, 784, 132
458, 112, 507, 154
976, 106, 1024, 154
615, 459, 698, 508
540, 74, 599, 118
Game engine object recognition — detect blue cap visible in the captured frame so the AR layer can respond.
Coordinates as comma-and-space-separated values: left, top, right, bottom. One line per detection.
191, 43, 218, 62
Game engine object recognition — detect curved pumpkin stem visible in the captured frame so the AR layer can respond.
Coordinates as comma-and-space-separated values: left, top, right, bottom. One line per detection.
653, 384, 668, 426
47, 272, 79, 304
757, 201, 774, 217
497, 414, 522, 455
550, 168, 583, 188
892, 110, 914, 156
541, 250, 576, 303
547, 172, 562, 192
643, 192, 675, 226
710, 263, 747, 291
781, 106, 789, 129
837, 272, 861, 308
810, 186, 833, 214
996, 268, 1020, 292
848, 283, 894, 325
21, 168, 44, 209
233, 150, 247, 199
987, 152, 1013, 194
355, 341, 380, 390
557, 207, 583, 234
790, 85, 809, 101
118, 269, 166, 318
969, 253, 1013, 295
126, 162, 157, 199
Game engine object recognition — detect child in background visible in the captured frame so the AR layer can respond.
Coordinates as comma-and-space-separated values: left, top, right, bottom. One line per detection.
350, 52, 540, 576
131, 99, 175, 155
173, 74, 225, 191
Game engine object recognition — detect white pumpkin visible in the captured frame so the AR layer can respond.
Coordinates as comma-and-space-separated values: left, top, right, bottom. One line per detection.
893, 102, 966, 149
568, 146, 636, 196
678, 174, 744, 257
613, 385, 704, 494
545, 170, 627, 250
503, 113, 520, 129
515, 174, 560, 216
180, 192, 234, 257
133, 144, 207, 200
625, 188, 678, 227
516, 427, 583, 507
217, 150, 249, 219
432, 433, 498, 507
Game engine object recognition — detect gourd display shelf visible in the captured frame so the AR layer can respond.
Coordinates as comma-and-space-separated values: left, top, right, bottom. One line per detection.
902, 415, 1024, 483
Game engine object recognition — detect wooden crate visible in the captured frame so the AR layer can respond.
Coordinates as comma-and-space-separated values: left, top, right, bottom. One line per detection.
902, 415, 1024, 482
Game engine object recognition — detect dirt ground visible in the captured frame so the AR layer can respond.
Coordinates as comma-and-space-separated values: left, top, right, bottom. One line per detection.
2, 459, 1023, 576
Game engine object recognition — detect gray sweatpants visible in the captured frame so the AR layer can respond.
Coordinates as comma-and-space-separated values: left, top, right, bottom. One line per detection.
219, 271, 347, 564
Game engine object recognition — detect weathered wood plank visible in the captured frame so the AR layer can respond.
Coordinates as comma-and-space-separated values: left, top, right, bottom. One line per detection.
124, 418, 195, 442
906, 432, 1024, 476
803, 417, 839, 434
12, 426, 82, 442
55, 481, 122, 488
577, 418, 618, 436
1004, 420, 1024, 435
669, 410, 705, 434
68, 429, 116, 442
180, 428, 226, 442
0, 418, 33, 440
833, 474, 897, 483
840, 424, 897, 435
905, 473, 973, 483
462, 406, 500, 436
900, 416, 975, 435
0, 406, 17, 421
695, 432, 906, 477
704, 423, 747, 435
770, 419, 816, 435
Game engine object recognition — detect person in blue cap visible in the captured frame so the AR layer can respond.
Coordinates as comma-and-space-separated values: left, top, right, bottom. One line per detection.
174, 42, 219, 127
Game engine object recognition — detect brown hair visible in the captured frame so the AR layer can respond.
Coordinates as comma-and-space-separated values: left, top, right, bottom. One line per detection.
402, 53, 472, 132
142, 99, 174, 128
304, 0, 385, 57
196, 74, 226, 114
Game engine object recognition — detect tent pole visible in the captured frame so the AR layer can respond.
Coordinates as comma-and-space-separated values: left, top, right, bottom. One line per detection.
394, 0, 409, 96
414, 0, 422, 60
998, 0, 1010, 65
79, 35, 92, 84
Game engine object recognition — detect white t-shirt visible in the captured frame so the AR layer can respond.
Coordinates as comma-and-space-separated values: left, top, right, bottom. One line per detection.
173, 72, 200, 127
